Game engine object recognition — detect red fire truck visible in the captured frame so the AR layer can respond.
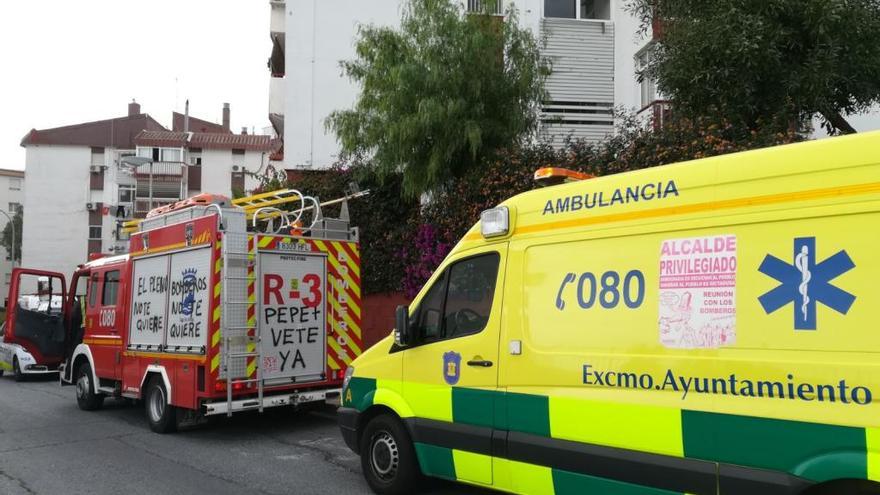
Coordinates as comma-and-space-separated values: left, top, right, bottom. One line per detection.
4, 190, 363, 432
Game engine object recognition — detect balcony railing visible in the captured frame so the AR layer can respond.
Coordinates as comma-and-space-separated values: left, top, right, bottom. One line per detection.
129, 161, 188, 217
467, 0, 503, 15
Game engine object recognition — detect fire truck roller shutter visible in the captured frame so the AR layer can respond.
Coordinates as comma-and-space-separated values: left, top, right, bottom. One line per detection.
166, 248, 212, 352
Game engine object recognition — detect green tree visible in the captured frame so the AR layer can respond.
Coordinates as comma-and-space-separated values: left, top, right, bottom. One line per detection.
327, 0, 549, 196
1, 207, 22, 263
629, 0, 880, 134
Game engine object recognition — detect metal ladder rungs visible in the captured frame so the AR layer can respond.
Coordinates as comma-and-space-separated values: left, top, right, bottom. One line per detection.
227, 352, 259, 358
222, 237, 264, 417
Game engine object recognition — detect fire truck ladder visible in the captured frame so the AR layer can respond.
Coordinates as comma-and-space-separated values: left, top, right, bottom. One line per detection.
220, 228, 263, 416
232, 189, 308, 221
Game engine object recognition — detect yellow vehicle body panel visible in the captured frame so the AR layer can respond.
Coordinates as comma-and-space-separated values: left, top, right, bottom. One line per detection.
344, 131, 880, 494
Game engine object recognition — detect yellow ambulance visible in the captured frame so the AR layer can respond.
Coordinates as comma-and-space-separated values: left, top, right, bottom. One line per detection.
339, 131, 880, 495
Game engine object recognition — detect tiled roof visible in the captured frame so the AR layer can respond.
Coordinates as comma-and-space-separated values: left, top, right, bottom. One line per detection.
190, 132, 276, 151
134, 131, 279, 152
20, 114, 167, 149
134, 131, 188, 148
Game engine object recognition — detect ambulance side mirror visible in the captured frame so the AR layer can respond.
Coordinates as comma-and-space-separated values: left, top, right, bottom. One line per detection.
394, 305, 411, 347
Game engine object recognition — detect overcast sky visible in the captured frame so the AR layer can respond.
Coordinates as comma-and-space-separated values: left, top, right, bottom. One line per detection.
0, 0, 270, 169
2, 1, 879, 170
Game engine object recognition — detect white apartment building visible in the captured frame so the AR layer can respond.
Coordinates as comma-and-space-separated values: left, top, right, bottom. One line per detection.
0, 169, 24, 305
20, 102, 277, 277
268, 0, 658, 169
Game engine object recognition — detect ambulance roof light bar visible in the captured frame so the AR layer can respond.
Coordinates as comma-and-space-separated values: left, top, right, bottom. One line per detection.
533, 167, 594, 187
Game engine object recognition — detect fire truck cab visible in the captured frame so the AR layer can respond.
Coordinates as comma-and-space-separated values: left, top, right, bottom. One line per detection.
5, 190, 363, 432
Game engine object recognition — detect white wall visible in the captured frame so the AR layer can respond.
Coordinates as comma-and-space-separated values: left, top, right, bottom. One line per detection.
22, 145, 91, 276
270, 0, 286, 33
199, 149, 269, 197
613, 0, 647, 114
285, 0, 405, 169
269, 76, 285, 116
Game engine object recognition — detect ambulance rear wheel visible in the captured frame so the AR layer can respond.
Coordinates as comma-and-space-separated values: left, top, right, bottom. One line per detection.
145, 377, 177, 434
360, 414, 420, 495
75, 362, 104, 411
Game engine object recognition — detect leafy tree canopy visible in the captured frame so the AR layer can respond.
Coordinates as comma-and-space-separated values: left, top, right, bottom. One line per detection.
327, 0, 548, 197
629, 0, 880, 134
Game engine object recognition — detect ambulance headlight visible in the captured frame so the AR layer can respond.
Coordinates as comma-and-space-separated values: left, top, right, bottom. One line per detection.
343, 366, 355, 392
480, 206, 509, 238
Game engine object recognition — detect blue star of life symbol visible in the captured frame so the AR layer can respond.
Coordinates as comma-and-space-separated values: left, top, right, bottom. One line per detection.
758, 237, 855, 330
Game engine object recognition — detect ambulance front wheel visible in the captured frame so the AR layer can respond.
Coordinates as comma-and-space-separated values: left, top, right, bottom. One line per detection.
75, 361, 104, 411
145, 376, 177, 434
360, 414, 421, 495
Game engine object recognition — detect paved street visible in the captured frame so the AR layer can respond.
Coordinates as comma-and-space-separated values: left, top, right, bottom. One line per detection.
0, 375, 487, 495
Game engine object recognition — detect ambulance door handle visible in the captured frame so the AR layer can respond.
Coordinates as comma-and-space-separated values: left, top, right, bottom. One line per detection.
467, 359, 493, 368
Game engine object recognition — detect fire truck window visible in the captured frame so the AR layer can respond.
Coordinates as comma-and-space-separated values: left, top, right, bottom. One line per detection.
89, 274, 99, 307
102, 271, 120, 306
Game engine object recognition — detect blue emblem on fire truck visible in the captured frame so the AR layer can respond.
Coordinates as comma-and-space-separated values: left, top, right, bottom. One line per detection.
180, 268, 198, 317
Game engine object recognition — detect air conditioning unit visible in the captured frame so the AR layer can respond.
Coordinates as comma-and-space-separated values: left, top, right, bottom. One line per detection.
90, 165, 103, 173
86, 202, 97, 211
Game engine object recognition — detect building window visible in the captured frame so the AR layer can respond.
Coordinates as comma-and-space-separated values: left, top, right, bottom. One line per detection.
9, 178, 21, 191
90, 147, 105, 167
579, 0, 610, 19
544, 0, 610, 19
8, 203, 20, 215
636, 48, 657, 108
118, 185, 135, 204
4, 273, 9, 285
137, 147, 183, 163
162, 148, 182, 162
467, 0, 503, 14
89, 226, 102, 240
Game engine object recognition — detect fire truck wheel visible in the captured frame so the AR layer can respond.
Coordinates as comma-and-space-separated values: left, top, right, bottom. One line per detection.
360, 414, 421, 495
13, 357, 23, 382
145, 377, 177, 434
75, 362, 104, 411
